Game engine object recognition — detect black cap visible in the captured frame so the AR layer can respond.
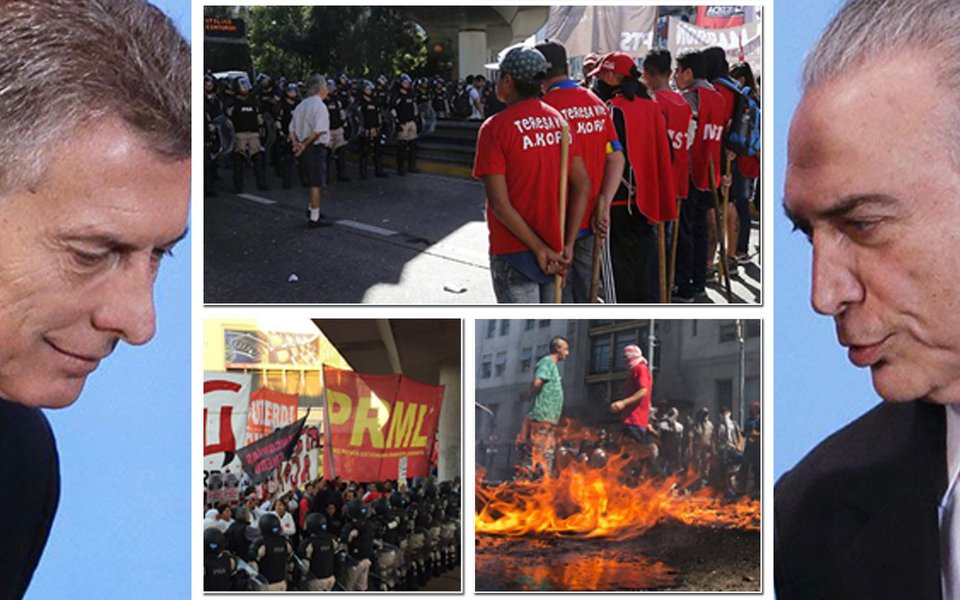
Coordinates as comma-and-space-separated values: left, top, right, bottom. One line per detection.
535, 40, 568, 72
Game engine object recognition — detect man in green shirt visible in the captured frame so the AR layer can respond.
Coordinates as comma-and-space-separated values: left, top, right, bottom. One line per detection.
516, 336, 569, 479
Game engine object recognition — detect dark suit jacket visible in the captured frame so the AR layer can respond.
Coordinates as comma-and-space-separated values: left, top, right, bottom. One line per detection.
0, 399, 60, 600
775, 400, 946, 600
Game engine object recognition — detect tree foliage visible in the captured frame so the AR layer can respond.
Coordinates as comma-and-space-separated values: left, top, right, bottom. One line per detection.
242, 6, 430, 81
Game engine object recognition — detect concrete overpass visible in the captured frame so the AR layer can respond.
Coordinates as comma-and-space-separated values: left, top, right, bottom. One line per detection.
402, 6, 549, 78
312, 319, 462, 481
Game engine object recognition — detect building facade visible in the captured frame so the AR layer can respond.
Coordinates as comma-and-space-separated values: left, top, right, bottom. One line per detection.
476, 319, 761, 481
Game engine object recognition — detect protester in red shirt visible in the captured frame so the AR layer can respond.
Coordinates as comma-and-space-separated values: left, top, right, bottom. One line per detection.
610, 344, 654, 445
673, 50, 727, 302
473, 46, 590, 303
642, 49, 694, 203
538, 40, 625, 303
589, 51, 674, 303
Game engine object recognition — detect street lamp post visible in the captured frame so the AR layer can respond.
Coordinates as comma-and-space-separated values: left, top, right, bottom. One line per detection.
737, 320, 745, 428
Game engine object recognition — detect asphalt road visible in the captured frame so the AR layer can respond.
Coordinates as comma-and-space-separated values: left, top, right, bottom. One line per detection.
204, 166, 761, 304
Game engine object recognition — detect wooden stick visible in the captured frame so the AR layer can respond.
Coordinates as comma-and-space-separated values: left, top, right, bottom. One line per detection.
554, 123, 570, 304
722, 153, 734, 268
668, 198, 681, 302
708, 157, 733, 302
658, 222, 667, 303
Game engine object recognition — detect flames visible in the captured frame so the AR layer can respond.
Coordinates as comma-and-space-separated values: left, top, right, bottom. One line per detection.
476, 427, 760, 541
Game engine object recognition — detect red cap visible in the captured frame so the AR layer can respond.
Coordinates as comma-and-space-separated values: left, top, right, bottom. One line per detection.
588, 51, 636, 78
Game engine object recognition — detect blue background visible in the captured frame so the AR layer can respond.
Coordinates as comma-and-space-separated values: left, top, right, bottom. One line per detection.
773, 0, 881, 482
27, 2, 192, 598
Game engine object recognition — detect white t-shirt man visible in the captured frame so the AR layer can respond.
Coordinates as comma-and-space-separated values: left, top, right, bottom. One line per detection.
290, 95, 330, 146
469, 84, 483, 120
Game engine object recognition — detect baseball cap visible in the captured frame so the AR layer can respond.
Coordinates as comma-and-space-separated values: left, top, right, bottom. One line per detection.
587, 51, 637, 78
534, 40, 568, 72
496, 47, 548, 84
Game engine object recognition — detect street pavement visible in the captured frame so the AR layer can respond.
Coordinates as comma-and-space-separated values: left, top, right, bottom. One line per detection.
204, 166, 761, 304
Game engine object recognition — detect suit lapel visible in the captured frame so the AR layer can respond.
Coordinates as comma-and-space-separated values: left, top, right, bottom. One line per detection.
835, 401, 946, 599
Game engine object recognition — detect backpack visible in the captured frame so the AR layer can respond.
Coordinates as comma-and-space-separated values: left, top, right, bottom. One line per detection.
714, 76, 761, 157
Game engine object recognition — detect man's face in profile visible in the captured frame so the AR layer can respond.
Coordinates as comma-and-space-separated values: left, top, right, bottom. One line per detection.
0, 118, 189, 408
784, 50, 960, 405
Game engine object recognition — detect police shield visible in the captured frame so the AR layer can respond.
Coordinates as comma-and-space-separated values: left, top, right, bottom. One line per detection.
381, 110, 397, 142
212, 115, 235, 160
418, 102, 437, 137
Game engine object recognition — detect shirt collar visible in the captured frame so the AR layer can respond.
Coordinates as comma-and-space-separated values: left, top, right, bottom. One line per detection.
546, 78, 580, 92
947, 404, 960, 498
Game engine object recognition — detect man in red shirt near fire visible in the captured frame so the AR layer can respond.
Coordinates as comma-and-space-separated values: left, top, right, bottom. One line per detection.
537, 40, 625, 303
473, 46, 591, 303
610, 344, 655, 454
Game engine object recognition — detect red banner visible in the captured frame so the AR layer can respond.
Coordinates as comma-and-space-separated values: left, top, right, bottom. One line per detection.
322, 366, 444, 482
244, 388, 299, 446
696, 6, 745, 29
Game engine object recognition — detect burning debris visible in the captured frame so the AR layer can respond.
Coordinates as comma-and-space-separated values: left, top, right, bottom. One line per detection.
475, 423, 760, 591
477, 423, 760, 540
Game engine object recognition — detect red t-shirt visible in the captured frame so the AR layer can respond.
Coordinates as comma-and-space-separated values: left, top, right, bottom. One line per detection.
542, 81, 619, 230
473, 98, 582, 255
621, 362, 653, 428
653, 88, 693, 200
685, 84, 726, 192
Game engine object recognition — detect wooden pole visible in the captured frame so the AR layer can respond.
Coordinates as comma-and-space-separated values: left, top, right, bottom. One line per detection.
668, 198, 681, 302
722, 153, 734, 270
708, 157, 733, 302
658, 222, 667, 303
553, 123, 570, 304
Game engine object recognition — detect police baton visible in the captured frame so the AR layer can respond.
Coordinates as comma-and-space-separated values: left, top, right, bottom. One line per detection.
553, 122, 571, 304
708, 157, 733, 302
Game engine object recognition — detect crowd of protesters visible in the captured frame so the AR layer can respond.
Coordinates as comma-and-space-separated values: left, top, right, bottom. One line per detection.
203, 476, 461, 591
473, 41, 761, 303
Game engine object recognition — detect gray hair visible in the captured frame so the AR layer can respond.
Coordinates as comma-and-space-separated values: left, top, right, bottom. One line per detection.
305, 74, 329, 96
0, 0, 190, 193
804, 0, 960, 91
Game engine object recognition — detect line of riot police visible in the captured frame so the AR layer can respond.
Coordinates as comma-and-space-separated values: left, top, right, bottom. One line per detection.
203, 478, 461, 592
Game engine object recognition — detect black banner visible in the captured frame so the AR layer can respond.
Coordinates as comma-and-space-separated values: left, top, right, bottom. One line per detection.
236, 416, 307, 484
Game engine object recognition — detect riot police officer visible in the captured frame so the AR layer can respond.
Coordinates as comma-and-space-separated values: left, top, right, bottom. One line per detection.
204, 74, 224, 197
226, 75, 269, 193
204, 527, 238, 591
275, 82, 300, 188
357, 80, 387, 179
392, 73, 420, 175
340, 498, 375, 590
325, 77, 351, 183
297, 513, 338, 591
249, 512, 293, 591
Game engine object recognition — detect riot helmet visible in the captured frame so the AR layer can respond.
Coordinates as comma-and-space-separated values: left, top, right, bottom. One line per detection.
204, 527, 227, 555
346, 498, 368, 521
305, 513, 328, 535
258, 512, 282, 537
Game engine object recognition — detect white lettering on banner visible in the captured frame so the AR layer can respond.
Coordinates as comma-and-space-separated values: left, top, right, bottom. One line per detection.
703, 123, 724, 142
620, 30, 654, 52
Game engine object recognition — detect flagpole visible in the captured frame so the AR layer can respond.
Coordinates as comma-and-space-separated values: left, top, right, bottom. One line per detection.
320, 364, 336, 480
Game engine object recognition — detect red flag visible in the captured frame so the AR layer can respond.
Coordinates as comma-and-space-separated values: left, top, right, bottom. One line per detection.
696, 6, 745, 29
322, 366, 444, 482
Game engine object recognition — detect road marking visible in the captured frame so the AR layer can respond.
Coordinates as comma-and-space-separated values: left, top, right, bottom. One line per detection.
236, 193, 276, 205
335, 219, 398, 236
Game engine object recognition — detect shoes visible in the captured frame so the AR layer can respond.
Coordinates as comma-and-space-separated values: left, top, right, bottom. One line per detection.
308, 217, 332, 228
735, 252, 752, 265
673, 291, 695, 303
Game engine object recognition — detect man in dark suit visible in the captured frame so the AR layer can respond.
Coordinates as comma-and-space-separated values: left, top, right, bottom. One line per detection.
778, 0, 960, 598
0, 1, 189, 598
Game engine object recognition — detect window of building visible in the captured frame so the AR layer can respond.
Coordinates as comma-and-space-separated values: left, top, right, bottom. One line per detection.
499, 320, 510, 336
716, 379, 733, 413
536, 344, 548, 360
485, 320, 496, 339
538, 319, 550, 328
494, 351, 507, 377
719, 323, 738, 343
524, 319, 535, 331
519, 347, 533, 373
613, 329, 638, 371
745, 320, 760, 338
590, 335, 611, 374
481, 354, 492, 378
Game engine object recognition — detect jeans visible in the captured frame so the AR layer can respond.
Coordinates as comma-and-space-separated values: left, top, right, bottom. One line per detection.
562, 232, 596, 303
676, 186, 712, 296
490, 253, 557, 303
731, 166, 756, 254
